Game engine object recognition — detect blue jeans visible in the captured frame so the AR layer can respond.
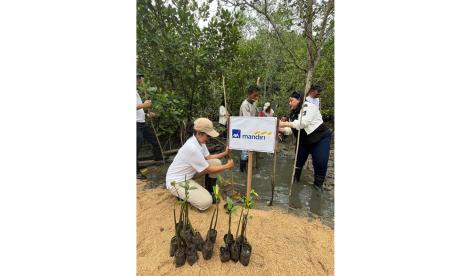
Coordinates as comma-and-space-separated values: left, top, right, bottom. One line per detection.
296, 128, 332, 181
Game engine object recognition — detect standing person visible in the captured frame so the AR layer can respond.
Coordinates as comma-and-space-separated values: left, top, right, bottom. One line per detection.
219, 96, 229, 138
239, 84, 260, 172
165, 118, 234, 211
263, 102, 275, 117
279, 91, 331, 191
136, 72, 164, 180
305, 84, 323, 109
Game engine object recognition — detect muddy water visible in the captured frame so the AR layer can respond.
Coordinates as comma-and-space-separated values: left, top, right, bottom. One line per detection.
224, 142, 334, 228
139, 138, 334, 228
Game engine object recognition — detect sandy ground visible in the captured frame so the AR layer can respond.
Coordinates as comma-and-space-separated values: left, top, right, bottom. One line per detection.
137, 186, 334, 275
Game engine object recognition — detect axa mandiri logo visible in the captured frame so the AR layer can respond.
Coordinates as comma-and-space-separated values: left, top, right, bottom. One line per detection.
232, 129, 241, 138
232, 129, 271, 140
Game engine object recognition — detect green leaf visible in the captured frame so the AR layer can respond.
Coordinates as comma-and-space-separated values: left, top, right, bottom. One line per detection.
226, 196, 233, 210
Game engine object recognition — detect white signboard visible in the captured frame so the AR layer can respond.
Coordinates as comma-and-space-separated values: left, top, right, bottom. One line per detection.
228, 116, 277, 153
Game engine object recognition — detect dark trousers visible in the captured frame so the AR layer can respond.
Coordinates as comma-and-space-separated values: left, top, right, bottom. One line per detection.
296, 128, 332, 183
137, 122, 163, 171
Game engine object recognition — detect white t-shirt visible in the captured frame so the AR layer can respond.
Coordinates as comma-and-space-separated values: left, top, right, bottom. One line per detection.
239, 99, 258, 117
136, 92, 145, 123
219, 105, 227, 125
306, 96, 320, 109
165, 136, 210, 188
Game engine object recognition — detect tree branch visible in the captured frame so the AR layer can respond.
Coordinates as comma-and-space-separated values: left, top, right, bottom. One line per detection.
314, 1, 333, 73
316, 0, 334, 51
227, 0, 306, 72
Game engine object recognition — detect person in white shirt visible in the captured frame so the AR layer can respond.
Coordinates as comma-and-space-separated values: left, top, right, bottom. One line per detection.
136, 72, 163, 179
166, 118, 234, 211
219, 97, 228, 126
219, 96, 229, 138
238, 84, 260, 171
279, 91, 331, 191
305, 84, 323, 109
239, 85, 260, 117
263, 102, 275, 117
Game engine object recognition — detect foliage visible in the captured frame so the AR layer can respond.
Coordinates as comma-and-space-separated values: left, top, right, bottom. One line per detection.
224, 196, 239, 215
241, 189, 259, 209
137, 0, 334, 148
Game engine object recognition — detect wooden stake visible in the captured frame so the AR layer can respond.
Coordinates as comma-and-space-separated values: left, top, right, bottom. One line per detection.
142, 86, 166, 165
222, 74, 229, 115
148, 119, 166, 164
246, 151, 253, 199
221, 77, 235, 196
255, 76, 260, 169
270, 121, 279, 206
288, 99, 305, 202
227, 116, 234, 196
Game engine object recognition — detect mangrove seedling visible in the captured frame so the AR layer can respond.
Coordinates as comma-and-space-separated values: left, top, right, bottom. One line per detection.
205, 184, 220, 244
223, 196, 237, 247
192, 230, 204, 252
174, 202, 186, 267
238, 214, 252, 266
170, 202, 179, 257
175, 245, 186, 267
230, 206, 243, 263
220, 196, 237, 262
179, 179, 196, 239
219, 245, 231, 262
201, 239, 214, 260
186, 245, 198, 266
203, 184, 221, 260
171, 177, 200, 267
237, 189, 259, 266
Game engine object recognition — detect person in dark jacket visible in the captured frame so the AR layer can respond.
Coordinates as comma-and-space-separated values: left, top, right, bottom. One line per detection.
279, 91, 332, 191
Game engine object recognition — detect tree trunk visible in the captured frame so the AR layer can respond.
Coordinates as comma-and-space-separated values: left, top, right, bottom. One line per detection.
188, 55, 197, 121
304, 67, 314, 95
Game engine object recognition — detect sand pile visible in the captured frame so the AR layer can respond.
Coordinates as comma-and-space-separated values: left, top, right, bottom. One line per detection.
137, 187, 334, 275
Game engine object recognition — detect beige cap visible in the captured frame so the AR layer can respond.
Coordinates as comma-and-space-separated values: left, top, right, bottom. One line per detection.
194, 118, 219, 137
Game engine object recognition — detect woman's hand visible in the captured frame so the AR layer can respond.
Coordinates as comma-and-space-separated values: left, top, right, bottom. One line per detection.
279, 121, 291, 128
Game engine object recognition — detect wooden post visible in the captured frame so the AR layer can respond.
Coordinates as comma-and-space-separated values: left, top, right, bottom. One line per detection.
255, 76, 260, 169
270, 120, 279, 206
222, 75, 228, 115
288, 104, 305, 201
142, 86, 166, 165
227, 116, 234, 196
246, 151, 253, 199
